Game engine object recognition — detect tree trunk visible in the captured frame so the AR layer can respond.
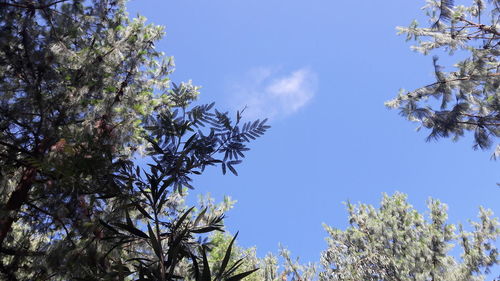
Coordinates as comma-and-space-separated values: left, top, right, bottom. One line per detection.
0, 167, 37, 247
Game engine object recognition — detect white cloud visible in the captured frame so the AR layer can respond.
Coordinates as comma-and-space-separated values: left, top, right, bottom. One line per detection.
229, 67, 317, 120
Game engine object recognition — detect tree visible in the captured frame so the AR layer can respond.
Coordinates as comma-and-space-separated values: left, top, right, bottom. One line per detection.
205, 193, 498, 281
0, 0, 269, 279
319, 193, 499, 281
208, 232, 317, 281
386, 0, 500, 157
200, 195, 316, 281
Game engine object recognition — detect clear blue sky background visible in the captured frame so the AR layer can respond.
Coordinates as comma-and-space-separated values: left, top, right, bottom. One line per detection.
128, 0, 499, 276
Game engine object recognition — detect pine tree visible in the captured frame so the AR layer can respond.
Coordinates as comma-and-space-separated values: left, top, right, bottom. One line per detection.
0, 0, 268, 279
204, 193, 499, 281
386, 0, 500, 157
319, 193, 499, 281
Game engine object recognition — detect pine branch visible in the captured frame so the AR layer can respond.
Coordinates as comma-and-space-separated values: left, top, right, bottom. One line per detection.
0, 0, 70, 10
406, 73, 500, 99
457, 120, 500, 126
459, 17, 500, 36
432, 0, 455, 28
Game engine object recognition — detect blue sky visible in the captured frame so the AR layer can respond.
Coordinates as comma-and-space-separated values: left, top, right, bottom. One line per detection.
128, 0, 499, 276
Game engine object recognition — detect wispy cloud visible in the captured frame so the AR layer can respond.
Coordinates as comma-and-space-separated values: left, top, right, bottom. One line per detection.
229, 67, 318, 120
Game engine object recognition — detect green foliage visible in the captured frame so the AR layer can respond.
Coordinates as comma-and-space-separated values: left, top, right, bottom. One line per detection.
192, 194, 316, 281
1, 1, 497, 281
206, 232, 316, 281
386, 0, 500, 157
319, 193, 499, 281
0, 0, 268, 280
204, 193, 498, 281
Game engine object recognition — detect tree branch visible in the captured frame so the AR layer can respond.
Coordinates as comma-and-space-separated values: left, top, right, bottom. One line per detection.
0, 0, 69, 10
407, 73, 500, 99
459, 17, 500, 36
457, 121, 500, 127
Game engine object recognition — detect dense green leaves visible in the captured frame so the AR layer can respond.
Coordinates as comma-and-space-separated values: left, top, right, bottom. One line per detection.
0, 0, 267, 280
1, 0, 497, 280
319, 193, 499, 281
144, 104, 269, 192
205, 193, 499, 281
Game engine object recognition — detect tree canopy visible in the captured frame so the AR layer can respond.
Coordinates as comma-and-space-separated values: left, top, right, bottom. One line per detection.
319, 193, 498, 281
205, 193, 499, 281
1, 0, 498, 280
386, 0, 500, 156
0, 0, 268, 279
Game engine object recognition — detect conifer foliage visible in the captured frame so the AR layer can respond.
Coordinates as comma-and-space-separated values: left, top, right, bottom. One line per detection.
319, 193, 499, 281
207, 194, 499, 281
387, 0, 500, 156
0, 0, 268, 279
